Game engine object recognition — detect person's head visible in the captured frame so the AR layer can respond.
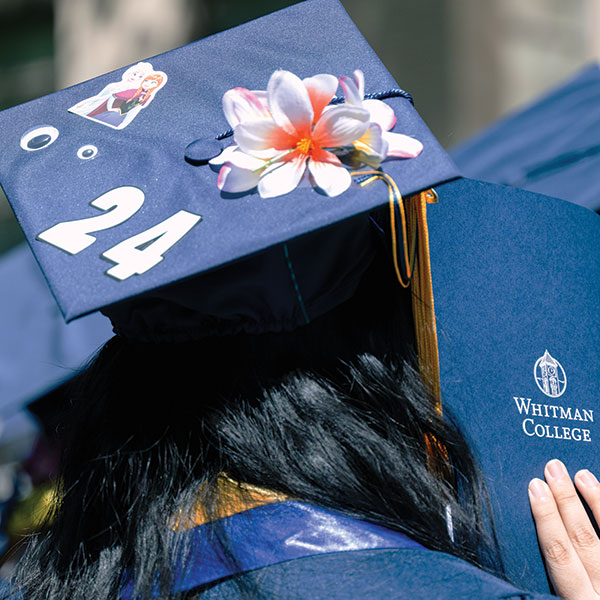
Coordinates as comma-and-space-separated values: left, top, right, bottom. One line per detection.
6, 223, 503, 600
0, 5, 492, 598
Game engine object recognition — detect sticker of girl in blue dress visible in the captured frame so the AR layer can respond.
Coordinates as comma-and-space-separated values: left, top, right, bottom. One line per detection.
69, 62, 168, 130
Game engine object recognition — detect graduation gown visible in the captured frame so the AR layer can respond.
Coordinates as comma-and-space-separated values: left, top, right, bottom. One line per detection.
121, 501, 558, 599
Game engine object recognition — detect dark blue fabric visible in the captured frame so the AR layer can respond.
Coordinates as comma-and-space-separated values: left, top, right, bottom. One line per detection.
0, 580, 21, 600
103, 213, 377, 341
120, 500, 557, 599
0, 0, 458, 326
195, 550, 557, 599
428, 178, 600, 592
451, 64, 600, 211
0, 243, 112, 416
119, 501, 424, 598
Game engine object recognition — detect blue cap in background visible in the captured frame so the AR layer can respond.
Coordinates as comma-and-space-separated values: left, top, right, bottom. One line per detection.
0, 243, 112, 418
451, 63, 600, 211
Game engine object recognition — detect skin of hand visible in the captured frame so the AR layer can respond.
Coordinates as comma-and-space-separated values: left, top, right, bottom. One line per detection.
529, 460, 600, 600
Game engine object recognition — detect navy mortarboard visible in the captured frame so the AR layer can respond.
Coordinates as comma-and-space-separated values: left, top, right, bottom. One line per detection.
0, 243, 112, 418
0, 0, 598, 597
451, 63, 600, 211
0, 243, 111, 558
0, 0, 456, 328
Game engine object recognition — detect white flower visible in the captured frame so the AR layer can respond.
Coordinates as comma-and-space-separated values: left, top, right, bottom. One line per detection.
210, 68, 423, 198
211, 71, 370, 198
339, 70, 423, 165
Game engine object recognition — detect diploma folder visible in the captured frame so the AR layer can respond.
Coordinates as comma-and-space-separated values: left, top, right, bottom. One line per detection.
428, 177, 600, 592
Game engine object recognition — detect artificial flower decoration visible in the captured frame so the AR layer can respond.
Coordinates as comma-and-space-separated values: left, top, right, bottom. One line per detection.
339, 70, 423, 165
210, 69, 423, 198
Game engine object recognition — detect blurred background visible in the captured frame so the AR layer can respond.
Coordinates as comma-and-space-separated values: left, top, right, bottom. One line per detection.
1, 0, 600, 254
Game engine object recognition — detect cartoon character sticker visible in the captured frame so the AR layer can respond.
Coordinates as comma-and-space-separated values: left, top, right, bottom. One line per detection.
69, 62, 167, 130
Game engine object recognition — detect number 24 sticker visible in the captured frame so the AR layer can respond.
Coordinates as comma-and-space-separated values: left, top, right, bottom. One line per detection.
37, 186, 201, 281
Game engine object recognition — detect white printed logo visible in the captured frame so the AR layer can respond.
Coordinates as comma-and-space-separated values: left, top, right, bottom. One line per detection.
534, 350, 567, 398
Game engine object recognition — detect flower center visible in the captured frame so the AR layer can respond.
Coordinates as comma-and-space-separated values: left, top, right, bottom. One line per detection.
296, 137, 314, 155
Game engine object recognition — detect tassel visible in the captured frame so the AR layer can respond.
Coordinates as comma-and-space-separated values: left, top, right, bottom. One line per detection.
352, 171, 440, 408
352, 172, 447, 474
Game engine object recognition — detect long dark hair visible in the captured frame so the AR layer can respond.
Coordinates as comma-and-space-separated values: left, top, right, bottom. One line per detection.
7, 252, 503, 599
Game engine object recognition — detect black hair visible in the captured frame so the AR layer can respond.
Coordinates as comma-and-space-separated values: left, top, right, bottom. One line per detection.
6, 250, 504, 599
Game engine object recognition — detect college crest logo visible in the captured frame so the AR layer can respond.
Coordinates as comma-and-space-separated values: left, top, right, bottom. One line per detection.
534, 350, 567, 398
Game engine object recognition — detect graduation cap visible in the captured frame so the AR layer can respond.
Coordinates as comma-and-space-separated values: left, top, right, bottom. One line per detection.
451, 63, 600, 211
0, 0, 457, 337
1, 0, 599, 596
0, 242, 111, 476
0, 243, 112, 419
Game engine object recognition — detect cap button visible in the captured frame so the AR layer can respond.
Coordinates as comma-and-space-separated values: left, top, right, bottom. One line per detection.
185, 138, 224, 165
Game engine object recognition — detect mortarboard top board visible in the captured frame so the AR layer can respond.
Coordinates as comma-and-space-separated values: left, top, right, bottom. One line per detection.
427, 177, 600, 592
451, 63, 600, 211
0, 243, 112, 418
0, 0, 457, 330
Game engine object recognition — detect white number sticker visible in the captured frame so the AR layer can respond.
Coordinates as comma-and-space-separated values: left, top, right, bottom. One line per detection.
37, 186, 145, 254
102, 210, 202, 280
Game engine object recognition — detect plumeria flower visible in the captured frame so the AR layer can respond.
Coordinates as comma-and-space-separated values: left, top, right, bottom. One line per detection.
211, 70, 370, 198
339, 69, 423, 165
209, 144, 270, 195
208, 89, 273, 190
222, 88, 270, 128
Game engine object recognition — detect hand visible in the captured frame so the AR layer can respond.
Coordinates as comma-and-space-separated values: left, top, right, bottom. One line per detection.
529, 459, 600, 599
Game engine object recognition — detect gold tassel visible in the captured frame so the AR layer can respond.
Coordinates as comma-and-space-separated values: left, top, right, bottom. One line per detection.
407, 188, 441, 410
352, 171, 441, 409
407, 189, 448, 472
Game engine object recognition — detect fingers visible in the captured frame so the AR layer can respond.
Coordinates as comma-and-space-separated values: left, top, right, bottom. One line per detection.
574, 470, 600, 535
529, 475, 596, 600
547, 461, 600, 585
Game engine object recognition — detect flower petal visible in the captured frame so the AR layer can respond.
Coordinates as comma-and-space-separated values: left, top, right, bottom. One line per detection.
383, 132, 423, 158
353, 123, 388, 163
267, 70, 313, 138
313, 104, 369, 147
251, 90, 269, 105
217, 163, 261, 193
223, 88, 270, 128
211, 146, 269, 170
339, 74, 362, 105
303, 74, 338, 122
208, 144, 239, 166
353, 70, 365, 99
363, 99, 396, 131
234, 118, 294, 157
308, 149, 351, 197
257, 152, 307, 198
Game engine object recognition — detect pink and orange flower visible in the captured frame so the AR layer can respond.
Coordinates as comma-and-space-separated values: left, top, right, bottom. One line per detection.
210, 69, 422, 198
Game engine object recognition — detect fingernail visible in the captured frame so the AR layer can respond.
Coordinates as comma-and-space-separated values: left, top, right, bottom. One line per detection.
577, 470, 599, 487
546, 459, 567, 481
529, 478, 549, 499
